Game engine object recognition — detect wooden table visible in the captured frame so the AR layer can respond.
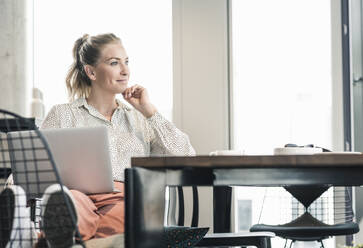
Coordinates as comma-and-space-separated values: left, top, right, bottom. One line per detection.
125, 154, 363, 248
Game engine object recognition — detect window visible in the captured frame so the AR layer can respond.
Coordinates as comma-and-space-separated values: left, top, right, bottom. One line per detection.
34, 0, 172, 120
231, 1, 333, 247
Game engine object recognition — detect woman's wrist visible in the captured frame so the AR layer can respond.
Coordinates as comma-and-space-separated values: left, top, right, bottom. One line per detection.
141, 104, 157, 118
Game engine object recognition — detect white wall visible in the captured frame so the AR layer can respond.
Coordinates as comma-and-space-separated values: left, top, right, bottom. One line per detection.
330, 1, 347, 247
331, 0, 344, 154
173, 0, 230, 154
173, 0, 230, 231
0, 0, 31, 116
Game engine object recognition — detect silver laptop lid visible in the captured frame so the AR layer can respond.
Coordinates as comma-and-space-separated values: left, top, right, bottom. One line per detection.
8, 126, 114, 198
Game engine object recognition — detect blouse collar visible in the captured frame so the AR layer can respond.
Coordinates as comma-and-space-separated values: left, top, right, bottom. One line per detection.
71, 97, 131, 111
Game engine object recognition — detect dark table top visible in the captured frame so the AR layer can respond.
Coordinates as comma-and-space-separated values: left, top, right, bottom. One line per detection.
131, 154, 363, 168
131, 154, 363, 186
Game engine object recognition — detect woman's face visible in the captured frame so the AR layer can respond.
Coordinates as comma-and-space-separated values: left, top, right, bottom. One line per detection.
90, 42, 130, 94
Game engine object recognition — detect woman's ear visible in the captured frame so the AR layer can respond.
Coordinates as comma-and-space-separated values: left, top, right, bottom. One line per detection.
84, 65, 96, 81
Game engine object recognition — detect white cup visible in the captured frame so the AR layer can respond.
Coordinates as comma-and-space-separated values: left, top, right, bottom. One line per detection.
209, 150, 245, 156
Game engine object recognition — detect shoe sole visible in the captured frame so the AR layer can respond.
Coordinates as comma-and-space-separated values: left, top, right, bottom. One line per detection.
0, 188, 15, 248
43, 191, 77, 248
0, 186, 34, 248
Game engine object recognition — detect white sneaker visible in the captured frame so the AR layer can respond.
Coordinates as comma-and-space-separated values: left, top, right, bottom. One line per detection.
41, 184, 78, 248
0, 185, 37, 248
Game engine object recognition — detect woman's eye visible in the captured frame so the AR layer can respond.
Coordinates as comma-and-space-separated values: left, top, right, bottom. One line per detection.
125, 60, 129, 65
110, 61, 118, 66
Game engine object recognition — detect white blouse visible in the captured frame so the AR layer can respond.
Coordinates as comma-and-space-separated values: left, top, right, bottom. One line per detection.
41, 98, 195, 181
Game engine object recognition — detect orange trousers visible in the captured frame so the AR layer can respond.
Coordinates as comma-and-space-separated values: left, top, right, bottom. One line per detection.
70, 181, 124, 241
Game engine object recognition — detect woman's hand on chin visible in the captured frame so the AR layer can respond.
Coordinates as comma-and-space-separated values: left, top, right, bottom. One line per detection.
122, 84, 157, 118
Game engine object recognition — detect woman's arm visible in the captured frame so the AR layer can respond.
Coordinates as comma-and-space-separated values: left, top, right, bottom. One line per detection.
146, 112, 196, 156
123, 84, 196, 156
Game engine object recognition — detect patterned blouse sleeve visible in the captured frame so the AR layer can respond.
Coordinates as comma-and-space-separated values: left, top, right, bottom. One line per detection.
146, 112, 196, 156
40, 105, 61, 129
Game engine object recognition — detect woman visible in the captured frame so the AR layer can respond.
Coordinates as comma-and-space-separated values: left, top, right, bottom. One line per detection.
41, 33, 195, 244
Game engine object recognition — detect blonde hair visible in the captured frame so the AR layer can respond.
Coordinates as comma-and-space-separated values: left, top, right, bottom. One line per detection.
65, 33, 121, 101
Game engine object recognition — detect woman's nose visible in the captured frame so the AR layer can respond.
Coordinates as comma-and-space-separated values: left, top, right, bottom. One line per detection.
120, 63, 129, 74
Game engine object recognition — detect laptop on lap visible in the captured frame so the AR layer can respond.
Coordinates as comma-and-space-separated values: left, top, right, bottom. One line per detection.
7, 126, 114, 198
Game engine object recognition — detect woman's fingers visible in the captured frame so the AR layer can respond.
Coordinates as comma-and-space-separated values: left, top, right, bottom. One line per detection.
131, 85, 143, 94
132, 87, 143, 98
121, 84, 155, 117
122, 88, 130, 98
123, 87, 133, 99
123, 84, 144, 99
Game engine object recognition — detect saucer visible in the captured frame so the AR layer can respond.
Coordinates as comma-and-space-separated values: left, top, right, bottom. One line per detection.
274, 147, 323, 155
314, 152, 362, 155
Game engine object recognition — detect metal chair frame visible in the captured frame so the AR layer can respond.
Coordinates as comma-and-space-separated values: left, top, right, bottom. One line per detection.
0, 109, 84, 247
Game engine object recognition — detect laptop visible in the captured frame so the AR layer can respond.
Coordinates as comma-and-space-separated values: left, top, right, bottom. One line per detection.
7, 126, 114, 198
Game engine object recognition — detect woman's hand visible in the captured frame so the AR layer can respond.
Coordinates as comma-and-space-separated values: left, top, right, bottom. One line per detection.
122, 84, 157, 118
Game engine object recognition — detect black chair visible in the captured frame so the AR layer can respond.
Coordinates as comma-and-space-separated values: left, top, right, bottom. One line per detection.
0, 117, 36, 133
171, 186, 275, 248
125, 168, 274, 248
125, 167, 166, 248
0, 117, 36, 180
250, 186, 359, 248
0, 109, 83, 247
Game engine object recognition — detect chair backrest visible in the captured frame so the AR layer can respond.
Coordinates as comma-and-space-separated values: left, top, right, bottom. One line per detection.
0, 109, 82, 247
167, 185, 232, 233
0, 117, 36, 133
1, 110, 63, 200
168, 186, 199, 227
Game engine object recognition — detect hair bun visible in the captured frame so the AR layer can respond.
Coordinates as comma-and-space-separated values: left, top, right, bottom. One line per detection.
78, 34, 89, 50
75, 34, 89, 59
81, 34, 89, 42
73, 34, 90, 70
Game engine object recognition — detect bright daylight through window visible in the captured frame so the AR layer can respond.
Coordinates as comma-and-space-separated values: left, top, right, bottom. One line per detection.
231, 1, 333, 247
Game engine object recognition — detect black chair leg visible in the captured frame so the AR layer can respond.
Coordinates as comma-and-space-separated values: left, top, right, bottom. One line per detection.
265, 237, 272, 248
289, 240, 295, 248
255, 237, 272, 248
283, 239, 288, 248
320, 240, 325, 248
